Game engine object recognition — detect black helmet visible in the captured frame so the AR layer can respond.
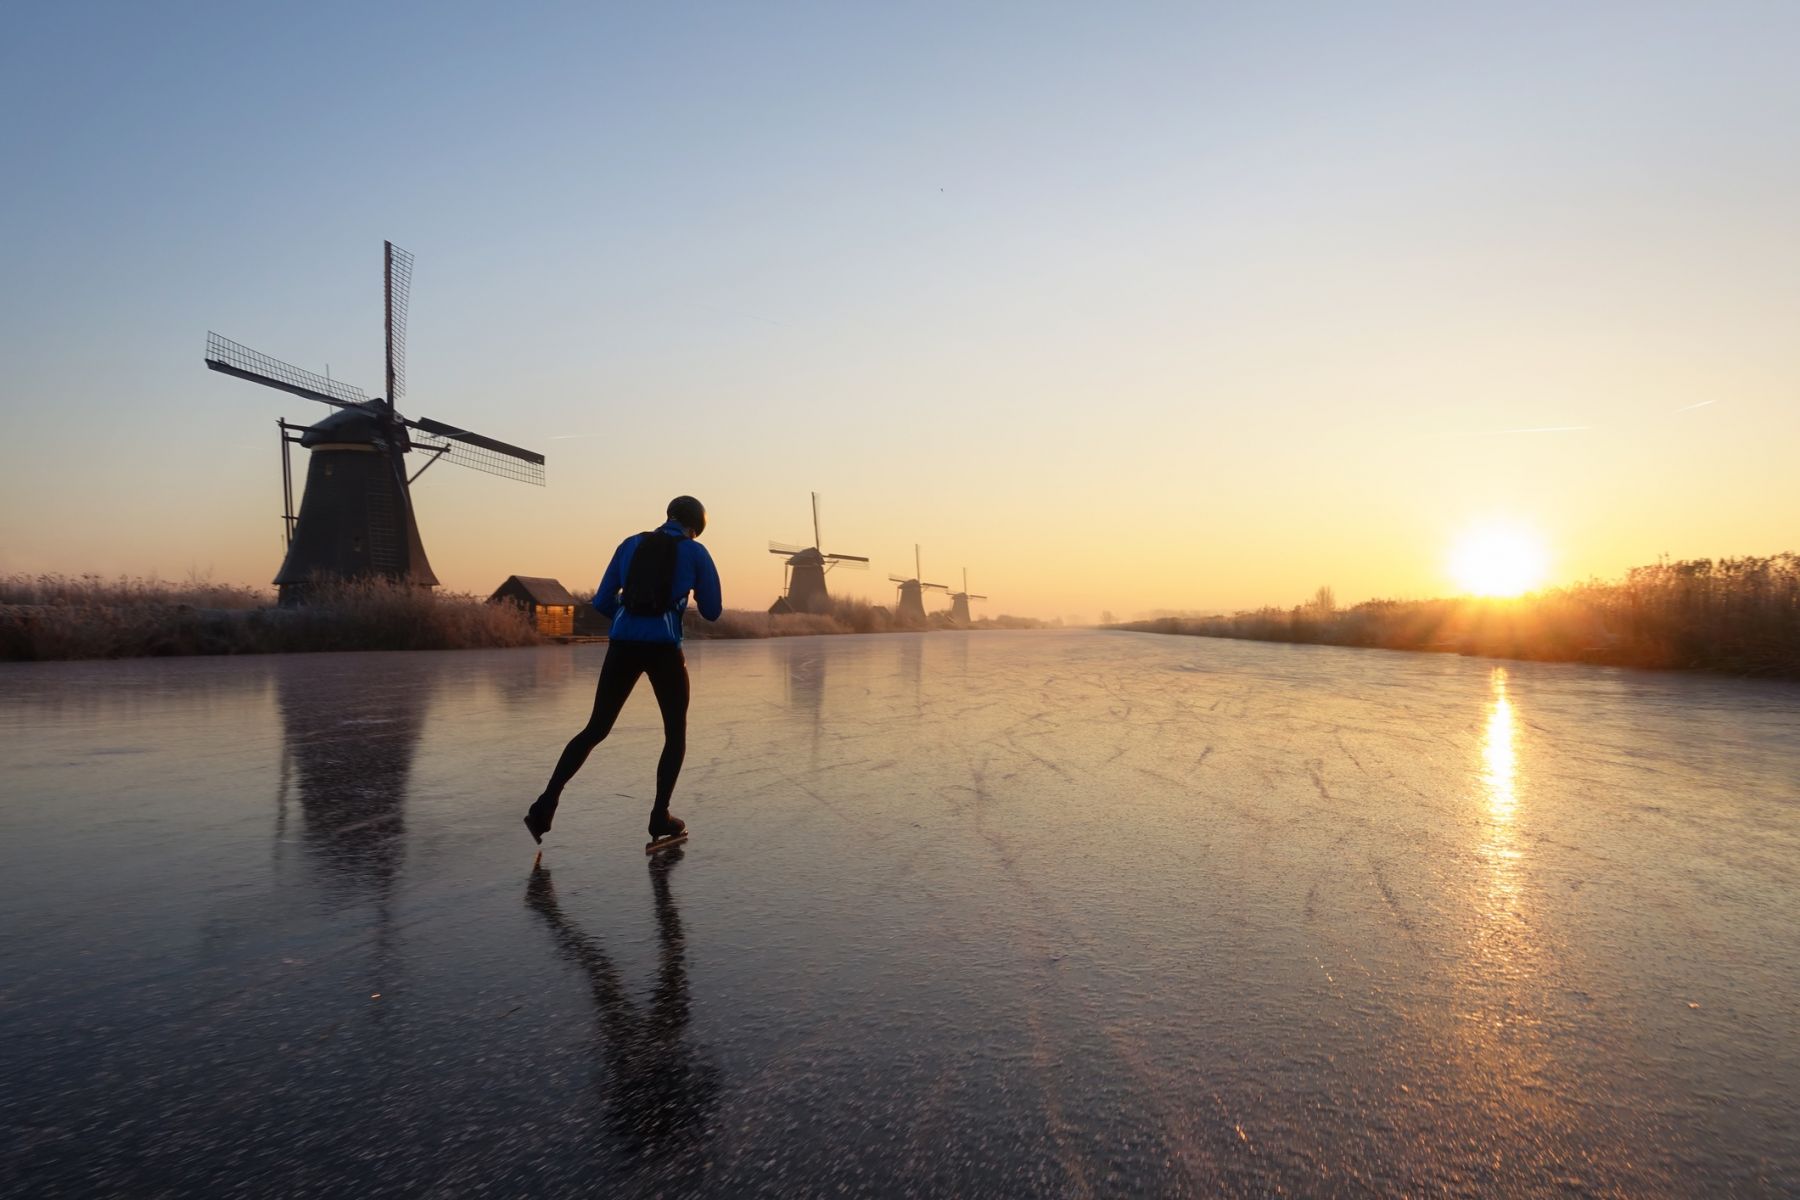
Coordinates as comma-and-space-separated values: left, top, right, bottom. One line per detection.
667, 495, 706, 536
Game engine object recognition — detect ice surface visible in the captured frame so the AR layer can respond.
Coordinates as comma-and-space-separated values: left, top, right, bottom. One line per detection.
2, 631, 1798, 1195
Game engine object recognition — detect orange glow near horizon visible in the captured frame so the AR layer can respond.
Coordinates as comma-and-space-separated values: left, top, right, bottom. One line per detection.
1450, 523, 1550, 598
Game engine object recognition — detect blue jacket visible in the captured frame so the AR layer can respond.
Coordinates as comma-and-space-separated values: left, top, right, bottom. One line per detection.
592, 521, 723, 643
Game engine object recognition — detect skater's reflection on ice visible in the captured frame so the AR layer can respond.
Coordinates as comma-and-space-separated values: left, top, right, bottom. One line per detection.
524, 851, 721, 1160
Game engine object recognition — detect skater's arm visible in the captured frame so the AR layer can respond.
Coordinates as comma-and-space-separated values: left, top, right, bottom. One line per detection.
593, 537, 634, 618
692, 544, 723, 621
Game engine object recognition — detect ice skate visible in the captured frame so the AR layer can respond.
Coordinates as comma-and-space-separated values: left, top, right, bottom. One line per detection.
645, 811, 688, 854
523, 796, 556, 845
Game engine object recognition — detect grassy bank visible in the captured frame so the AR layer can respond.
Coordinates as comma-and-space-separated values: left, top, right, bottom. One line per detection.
1, 575, 1049, 661
680, 597, 1049, 639
1, 574, 540, 661
1115, 554, 1800, 679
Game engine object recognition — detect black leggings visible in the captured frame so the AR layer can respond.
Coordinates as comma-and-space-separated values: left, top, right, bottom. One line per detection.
543, 642, 690, 811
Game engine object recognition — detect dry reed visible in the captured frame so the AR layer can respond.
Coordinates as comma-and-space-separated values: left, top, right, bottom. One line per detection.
1, 574, 540, 661
1115, 554, 1800, 679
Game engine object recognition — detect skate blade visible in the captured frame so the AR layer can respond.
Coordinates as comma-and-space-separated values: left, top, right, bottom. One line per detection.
644, 832, 689, 855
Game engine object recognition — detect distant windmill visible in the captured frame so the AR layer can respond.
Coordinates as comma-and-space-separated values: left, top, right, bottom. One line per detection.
205, 241, 545, 605
768, 492, 869, 614
889, 545, 948, 625
946, 568, 988, 626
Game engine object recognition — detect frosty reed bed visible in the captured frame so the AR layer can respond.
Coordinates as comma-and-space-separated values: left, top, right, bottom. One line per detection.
1, 575, 540, 661
1117, 554, 1800, 679
2, 576, 1049, 660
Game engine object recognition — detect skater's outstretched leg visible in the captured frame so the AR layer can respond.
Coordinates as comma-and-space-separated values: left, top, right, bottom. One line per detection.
645, 647, 690, 838
527, 646, 644, 842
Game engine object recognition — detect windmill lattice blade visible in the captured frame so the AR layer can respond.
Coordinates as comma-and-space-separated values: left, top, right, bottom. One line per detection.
923, 582, 949, 591
205, 333, 368, 409
385, 241, 413, 404
769, 541, 806, 555
825, 555, 869, 570
408, 416, 545, 486
888, 575, 909, 583
969, 594, 988, 600
823, 553, 870, 562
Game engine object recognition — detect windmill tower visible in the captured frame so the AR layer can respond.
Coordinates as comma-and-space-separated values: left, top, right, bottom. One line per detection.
889, 545, 948, 625
946, 568, 989, 626
205, 241, 545, 605
768, 492, 868, 614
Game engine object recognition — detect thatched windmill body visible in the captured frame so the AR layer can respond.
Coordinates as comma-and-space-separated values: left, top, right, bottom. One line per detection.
769, 492, 868, 614
205, 241, 545, 605
947, 568, 989, 626
890, 545, 948, 625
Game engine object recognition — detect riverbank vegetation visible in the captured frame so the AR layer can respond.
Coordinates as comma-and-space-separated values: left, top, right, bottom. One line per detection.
1114, 554, 1800, 679
682, 604, 1048, 638
612, 594, 1047, 638
1, 574, 1048, 661
1, 574, 539, 661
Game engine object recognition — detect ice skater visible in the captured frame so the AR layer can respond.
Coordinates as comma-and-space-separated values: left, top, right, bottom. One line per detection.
525, 496, 722, 852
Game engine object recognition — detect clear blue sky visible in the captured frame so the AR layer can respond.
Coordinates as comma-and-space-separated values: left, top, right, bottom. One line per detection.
4, 3, 1797, 617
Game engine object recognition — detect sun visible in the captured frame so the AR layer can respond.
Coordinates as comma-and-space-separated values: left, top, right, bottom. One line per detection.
1450, 523, 1549, 597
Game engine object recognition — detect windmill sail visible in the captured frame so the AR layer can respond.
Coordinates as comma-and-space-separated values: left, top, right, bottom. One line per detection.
384, 241, 412, 406
205, 333, 369, 410
407, 416, 545, 486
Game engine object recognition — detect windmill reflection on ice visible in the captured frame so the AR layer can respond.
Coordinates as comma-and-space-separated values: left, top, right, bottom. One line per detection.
898, 633, 925, 714
273, 659, 438, 1020
783, 641, 828, 766
204, 241, 547, 605
273, 657, 436, 898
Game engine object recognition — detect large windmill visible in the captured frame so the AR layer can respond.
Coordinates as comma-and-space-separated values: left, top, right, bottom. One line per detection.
889, 545, 948, 625
946, 568, 989, 626
205, 240, 545, 605
768, 492, 868, 615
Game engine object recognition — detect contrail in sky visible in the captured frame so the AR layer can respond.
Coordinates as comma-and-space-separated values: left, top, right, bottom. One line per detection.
549, 433, 608, 440
1672, 400, 1717, 413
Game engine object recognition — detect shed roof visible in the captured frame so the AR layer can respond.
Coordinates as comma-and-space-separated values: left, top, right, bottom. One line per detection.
491, 575, 579, 607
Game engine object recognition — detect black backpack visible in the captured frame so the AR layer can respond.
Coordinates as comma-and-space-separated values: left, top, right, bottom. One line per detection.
621, 531, 680, 617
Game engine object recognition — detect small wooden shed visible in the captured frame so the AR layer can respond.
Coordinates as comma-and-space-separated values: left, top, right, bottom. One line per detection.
489, 575, 579, 637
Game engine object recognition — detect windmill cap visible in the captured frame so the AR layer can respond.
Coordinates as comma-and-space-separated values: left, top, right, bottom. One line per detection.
667, 495, 706, 535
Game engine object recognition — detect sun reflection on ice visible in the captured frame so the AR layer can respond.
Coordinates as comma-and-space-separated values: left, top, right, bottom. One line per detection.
1435, 665, 1554, 1144
1475, 666, 1530, 984
1479, 667, 1524, 911
1483, 668, 1518, 829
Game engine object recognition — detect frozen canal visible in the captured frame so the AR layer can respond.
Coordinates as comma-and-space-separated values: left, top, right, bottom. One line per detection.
2, 631, 1798, 1197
